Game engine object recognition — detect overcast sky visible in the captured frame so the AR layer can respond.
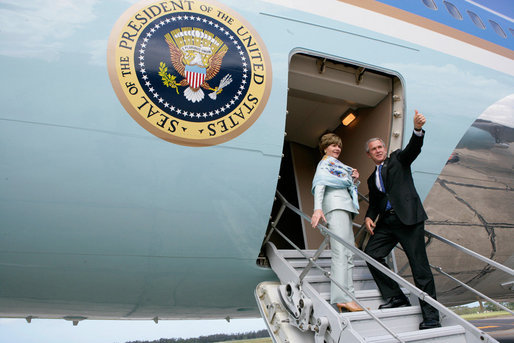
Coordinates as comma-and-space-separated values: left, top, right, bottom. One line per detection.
0, 317, 268, 343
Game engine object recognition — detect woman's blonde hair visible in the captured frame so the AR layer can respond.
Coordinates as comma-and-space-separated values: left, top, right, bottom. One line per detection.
319, 133, 342, 154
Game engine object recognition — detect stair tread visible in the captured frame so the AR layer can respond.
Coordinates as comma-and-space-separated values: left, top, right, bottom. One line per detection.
267, 246, 476, 343
303, 273, 373, 283
319, 288, 410, 299
289, 259, 369, 268
279, 249, 365, 260
364, 325, 465, 342
287, 259, 367, 267
341, 305, 421, 320
321, 289, 381, 298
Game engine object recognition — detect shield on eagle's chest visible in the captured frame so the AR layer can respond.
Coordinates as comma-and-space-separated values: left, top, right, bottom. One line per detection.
185, 65, 206, 89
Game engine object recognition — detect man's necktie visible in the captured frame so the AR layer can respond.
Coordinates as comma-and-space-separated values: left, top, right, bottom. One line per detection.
378, 165, 392, 210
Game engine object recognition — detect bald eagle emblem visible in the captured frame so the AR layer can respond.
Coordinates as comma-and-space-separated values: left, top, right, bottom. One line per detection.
159, 28, 232, 103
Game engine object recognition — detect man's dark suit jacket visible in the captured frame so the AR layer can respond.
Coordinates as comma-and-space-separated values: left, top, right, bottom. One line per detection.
365, 131, 428, 226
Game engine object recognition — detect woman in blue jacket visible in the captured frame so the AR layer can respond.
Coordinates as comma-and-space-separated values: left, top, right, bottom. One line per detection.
311, 133, 362, 312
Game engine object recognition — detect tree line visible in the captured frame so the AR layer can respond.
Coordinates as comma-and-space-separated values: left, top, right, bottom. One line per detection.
125, 329, 270, 343
451, 301, 514, 315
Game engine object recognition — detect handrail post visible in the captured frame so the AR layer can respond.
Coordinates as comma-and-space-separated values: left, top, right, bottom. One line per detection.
262, 202, 286, 248
425, 230, 514, 276
268, 190, 510, 343
432, 264, 514, 315
298, 235, 330, 283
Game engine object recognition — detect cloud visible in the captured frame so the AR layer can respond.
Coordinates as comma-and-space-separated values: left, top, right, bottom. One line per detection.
479, 93, 514, 128
0, 0, 99, 61
383, 62, 513, 118
86, 39, 107, 66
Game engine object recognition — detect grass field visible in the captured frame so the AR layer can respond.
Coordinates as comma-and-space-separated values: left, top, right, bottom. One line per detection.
460, 311, 511, 320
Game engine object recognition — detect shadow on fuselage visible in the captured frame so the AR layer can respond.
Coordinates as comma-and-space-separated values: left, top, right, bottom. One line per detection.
470, 119, 514, 146
405, 116, 514, 306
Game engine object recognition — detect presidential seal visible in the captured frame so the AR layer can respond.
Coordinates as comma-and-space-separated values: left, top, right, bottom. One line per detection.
108, 0, 272, 146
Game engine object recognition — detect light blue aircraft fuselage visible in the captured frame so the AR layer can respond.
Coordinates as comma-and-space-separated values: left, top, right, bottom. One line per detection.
0, 0, 512, 320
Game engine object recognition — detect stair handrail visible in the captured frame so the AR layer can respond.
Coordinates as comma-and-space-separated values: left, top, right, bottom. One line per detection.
391, 232, 513, 315
271, 190, 498, 343
424, 230, 514, 276
265, 238, 405, 343
430, 263, 514, 315
268, 196, 406, 342
352, 191, 512, 310
392, 231, 514, 315
356, 192, 513, 277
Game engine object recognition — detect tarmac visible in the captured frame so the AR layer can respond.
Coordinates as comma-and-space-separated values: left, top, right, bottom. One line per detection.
470, 316, 514, 343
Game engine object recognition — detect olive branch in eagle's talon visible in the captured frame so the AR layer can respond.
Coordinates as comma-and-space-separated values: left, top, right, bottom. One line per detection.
159, 62, 179, 94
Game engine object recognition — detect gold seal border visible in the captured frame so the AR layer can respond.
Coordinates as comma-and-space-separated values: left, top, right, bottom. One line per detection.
107, 0, 272, 147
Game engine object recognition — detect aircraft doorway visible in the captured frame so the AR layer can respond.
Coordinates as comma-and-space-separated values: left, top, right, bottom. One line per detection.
268, 53, 405, 250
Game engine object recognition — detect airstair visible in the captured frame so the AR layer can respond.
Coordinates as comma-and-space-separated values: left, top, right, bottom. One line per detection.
255, 192, 513, 343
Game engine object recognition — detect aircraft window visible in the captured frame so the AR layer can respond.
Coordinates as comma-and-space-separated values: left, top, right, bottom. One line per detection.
489, 20, 507, 38
443, 1, 463, 20
421, 0, 437, 11
466, 10, 486, 30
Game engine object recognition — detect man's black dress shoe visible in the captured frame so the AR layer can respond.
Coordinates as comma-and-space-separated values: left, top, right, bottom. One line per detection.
378, 295, 411, 309
419, 319, 441, 330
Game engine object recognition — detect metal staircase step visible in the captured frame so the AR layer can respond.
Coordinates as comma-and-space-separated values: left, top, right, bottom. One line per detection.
342, 306, 423, 335
278, 249, 333, 258
364, 325, 466, 343
288, 259, 331, 268
279, 249, 366, 266
288, 258, 369, 268
262, 243, 497, 343
283, 250, 378, 292
301, 268, 373, 283
319, 288, 412, 309
278, 249, 366, 262
307, 277, 377, 293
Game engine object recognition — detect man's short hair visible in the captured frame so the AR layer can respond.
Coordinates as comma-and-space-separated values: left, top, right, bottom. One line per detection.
365, 138, 386, 152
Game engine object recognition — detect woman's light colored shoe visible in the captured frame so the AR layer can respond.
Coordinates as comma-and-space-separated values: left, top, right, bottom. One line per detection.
337, 301, 363, 312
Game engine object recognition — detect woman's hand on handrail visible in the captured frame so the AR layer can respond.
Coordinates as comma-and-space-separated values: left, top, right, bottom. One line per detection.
311, 209, 326, 228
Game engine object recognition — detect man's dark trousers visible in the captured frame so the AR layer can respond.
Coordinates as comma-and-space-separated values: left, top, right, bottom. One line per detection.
365, 212, 439, 321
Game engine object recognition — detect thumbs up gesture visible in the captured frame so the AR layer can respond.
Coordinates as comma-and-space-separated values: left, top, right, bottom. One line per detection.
414, 109, 426, 130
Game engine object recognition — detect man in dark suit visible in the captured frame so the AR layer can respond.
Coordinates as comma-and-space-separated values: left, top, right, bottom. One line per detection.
364, 110, 440, 330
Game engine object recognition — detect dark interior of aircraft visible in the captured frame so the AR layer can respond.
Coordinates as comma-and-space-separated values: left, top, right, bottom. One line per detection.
261, 53, 404, 256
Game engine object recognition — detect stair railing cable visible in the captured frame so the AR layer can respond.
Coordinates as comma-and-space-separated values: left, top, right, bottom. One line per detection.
336, 192, 512, 277
431, 264, 514, 315
400, 242, 513, 315
355, 191, 512, 314
269, 190, 496, 343
269, 192, 406, 343
391, 231, 513, 314
424, 230, 514, 276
